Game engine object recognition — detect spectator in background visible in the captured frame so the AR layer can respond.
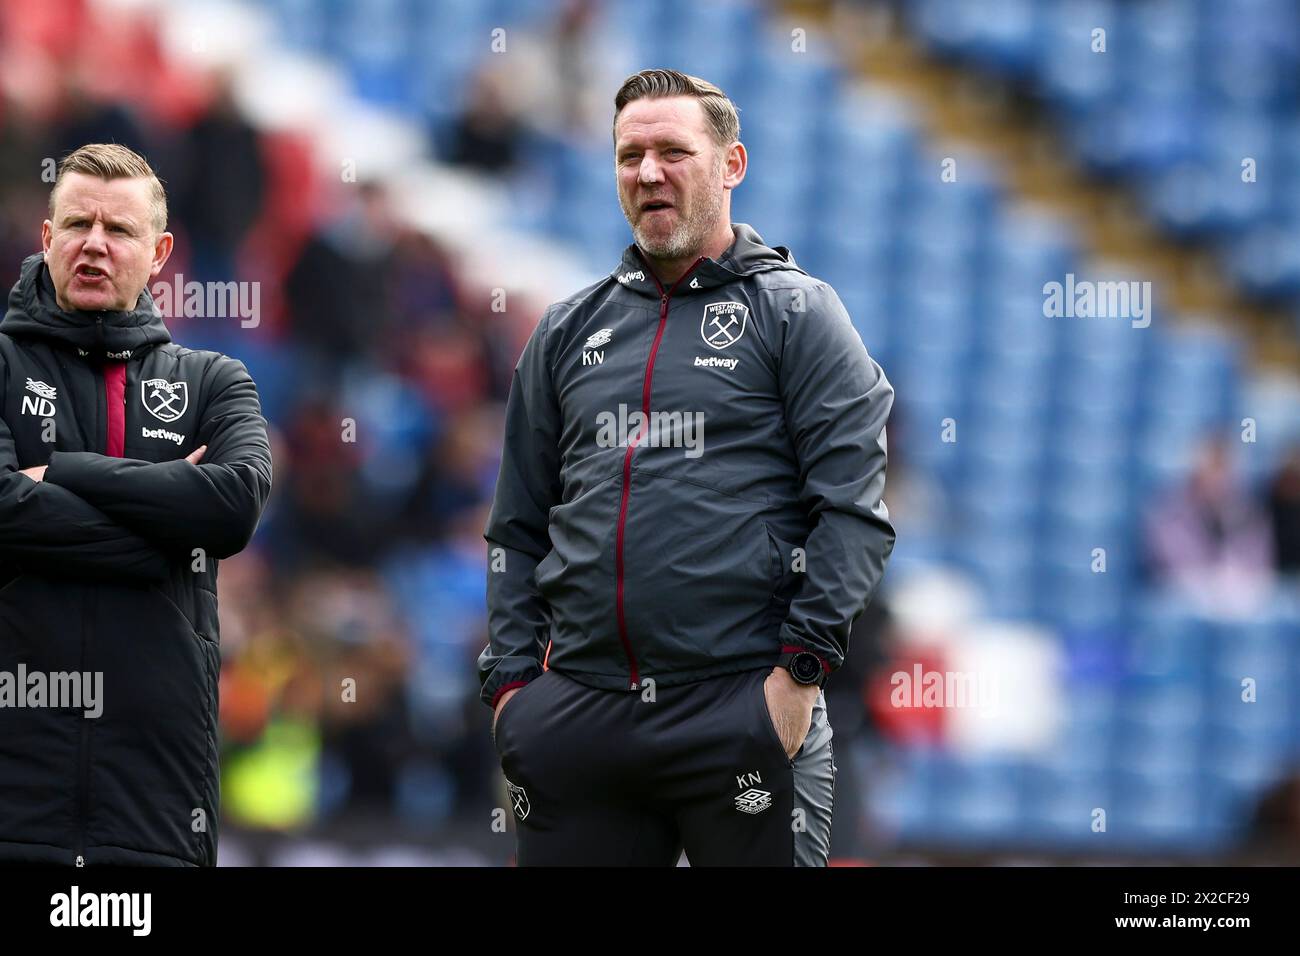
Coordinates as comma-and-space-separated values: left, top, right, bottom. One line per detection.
387, 230, 460, 334
299, 569, 414, 818
443, 67, 525, 175
283, 180, 397, 380
51, 73, 150, 162
506, 0, 624, 144
275, 394, 372, 566
1144, 435, 1275, 614
1266, 443, 1300, 576
0, 96, 55, 270
172, 72, 266, 281
390, 405, 501, 547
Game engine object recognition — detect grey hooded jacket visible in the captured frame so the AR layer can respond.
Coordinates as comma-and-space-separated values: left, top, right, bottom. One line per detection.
479, 223, 894, 707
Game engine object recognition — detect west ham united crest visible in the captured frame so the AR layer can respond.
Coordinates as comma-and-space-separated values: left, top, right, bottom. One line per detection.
142, 378, 189, 423
506, 779, 530, 821
701, 301, 748, 350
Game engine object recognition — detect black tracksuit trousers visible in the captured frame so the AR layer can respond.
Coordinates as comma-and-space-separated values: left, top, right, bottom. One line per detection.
491, 666, 836, 866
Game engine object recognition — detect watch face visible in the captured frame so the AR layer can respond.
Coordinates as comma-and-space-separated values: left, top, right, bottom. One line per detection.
791, 653, 822, 684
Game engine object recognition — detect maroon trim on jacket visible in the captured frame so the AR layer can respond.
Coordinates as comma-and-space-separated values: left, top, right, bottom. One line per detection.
613, 255, 705, 690
103, 362, 126, 457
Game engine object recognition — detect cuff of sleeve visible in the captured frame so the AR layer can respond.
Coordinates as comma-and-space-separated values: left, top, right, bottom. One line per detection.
489, 680, 530, 710
41, 450, 85, 488
483, 663, 544, 709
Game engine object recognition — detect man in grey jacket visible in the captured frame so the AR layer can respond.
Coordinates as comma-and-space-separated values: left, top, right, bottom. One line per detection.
480, 69, 894, 865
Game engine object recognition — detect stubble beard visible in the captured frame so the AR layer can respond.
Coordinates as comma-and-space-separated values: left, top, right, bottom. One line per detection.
623, 176, 724, 263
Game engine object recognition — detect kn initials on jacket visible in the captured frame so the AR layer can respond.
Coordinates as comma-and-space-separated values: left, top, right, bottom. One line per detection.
0, 252, 273, 866
479, 223, 896, 708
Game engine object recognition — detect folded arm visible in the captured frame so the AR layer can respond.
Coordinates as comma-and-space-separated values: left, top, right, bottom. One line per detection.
0, 414, 170, 583
44, 357, 274, 560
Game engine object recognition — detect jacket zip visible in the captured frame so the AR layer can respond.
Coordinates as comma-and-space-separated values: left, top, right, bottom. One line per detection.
613, 258, 704, 691
74, 322, 112, 865
75, 595, 92, 867
74, 315, 128, 865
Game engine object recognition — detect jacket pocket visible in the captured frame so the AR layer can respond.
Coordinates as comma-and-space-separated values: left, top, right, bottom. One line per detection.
491, 671, 542, 752
753, 670, 794, 766
765, 525, 806, 612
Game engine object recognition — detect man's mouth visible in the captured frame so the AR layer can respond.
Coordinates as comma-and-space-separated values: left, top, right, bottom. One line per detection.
74, 265, 109, 283
641, 200, 674, 213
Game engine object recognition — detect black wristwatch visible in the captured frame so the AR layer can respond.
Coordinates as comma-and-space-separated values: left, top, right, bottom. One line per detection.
779, 650, 828, 689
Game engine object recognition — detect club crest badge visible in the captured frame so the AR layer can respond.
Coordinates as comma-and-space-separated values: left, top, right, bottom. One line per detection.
142, 379, 189, 423
506, 779, 530, 821
701, 302, 748, 350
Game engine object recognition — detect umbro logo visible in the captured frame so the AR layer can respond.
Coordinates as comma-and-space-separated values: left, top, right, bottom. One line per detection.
583, 328, 612, 366
735, 788, 772, 814
25, 378, 57, 400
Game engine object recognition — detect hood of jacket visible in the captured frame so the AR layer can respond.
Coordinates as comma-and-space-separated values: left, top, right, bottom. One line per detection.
611, 222, 804, 298
1, 252, 171, 361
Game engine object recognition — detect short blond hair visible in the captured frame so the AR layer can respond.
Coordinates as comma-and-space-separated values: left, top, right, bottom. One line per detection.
49, 143, 168, 235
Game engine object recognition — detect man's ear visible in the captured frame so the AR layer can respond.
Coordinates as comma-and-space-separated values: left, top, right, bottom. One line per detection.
41, 220, 52, 257
150, 232, 174, 279
722, 141, 747, 191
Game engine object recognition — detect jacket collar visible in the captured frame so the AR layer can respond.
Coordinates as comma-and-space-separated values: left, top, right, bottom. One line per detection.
1, 252, 172, 362
610, 222, 801, 299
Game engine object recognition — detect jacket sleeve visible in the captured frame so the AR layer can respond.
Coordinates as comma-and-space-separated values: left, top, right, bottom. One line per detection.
478, 308, 562, 709
773, 281, 896, 679
43, 357, 273, 560
0, 414, 171, 583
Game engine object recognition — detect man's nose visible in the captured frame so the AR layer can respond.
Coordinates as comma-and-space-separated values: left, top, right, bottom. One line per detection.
638, 155, 663, 184
82, 223, 109, 253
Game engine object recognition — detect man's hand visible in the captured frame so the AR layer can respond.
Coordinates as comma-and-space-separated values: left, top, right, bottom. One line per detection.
492, 686, 523, 734
185, 445, 207, 465
763, 666, 819, 759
